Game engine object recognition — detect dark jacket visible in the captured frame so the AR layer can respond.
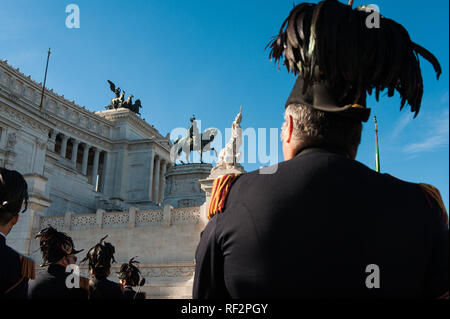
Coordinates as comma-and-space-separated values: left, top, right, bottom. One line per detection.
0, 235, 28, 299
89, 278, 124, 299
28, 264, 88, 299
123, 286, 145, 300
193, 148, 449, 298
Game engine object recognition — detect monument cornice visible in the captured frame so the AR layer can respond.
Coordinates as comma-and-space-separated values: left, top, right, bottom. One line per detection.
0, 97, 50, 136
96, 108, 170, 142
0, 60, 113, 127
45, 112, 113, 150
0, 98, 112, 151
0, 59, 172, 154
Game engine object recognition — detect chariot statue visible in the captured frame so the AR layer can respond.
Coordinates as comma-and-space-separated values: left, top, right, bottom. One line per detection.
105, 80, 142, 115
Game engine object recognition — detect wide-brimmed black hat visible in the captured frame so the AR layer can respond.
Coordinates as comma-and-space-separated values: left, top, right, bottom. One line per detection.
268, 0, 441, 122
35, 226, 84, 267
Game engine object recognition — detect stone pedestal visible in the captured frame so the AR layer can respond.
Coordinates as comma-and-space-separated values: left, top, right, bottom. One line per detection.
7, 174, 51, 255
198, 164, 246, 227
163, 163, 212, 209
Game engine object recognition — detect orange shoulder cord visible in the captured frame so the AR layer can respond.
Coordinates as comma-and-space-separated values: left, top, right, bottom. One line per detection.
207, 174, 241, 219
3, 255, 35, 295
79, 276, 90, 291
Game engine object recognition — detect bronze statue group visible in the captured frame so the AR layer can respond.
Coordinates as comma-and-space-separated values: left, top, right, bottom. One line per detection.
1, 0, 448, 300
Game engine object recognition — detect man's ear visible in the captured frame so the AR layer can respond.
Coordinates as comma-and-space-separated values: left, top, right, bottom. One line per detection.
286, 115, 294, 144
10, 214, 19, 226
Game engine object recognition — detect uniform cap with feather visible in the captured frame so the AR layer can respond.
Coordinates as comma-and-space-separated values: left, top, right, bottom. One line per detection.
81, 235, 116, 276
268, 0, 442, 122
0, 168, 28, 217
35, 226, 83, 267
117, 257, 142, 287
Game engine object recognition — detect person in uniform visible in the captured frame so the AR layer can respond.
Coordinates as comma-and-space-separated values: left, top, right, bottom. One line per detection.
193, 0, 448, 299
0, 168, 34, 299
117, 257, 146, 299
81, 235, 124, 299
28, 226, 88, 299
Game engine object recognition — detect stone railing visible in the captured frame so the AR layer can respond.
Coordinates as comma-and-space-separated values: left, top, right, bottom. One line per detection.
172, 207, 201, 225
136, 209, 164, 226
39, 215, 65, 230
39, 205, 201, 231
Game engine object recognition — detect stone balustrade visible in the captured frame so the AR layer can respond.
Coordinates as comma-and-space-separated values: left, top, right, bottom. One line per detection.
39, 206, 201, 231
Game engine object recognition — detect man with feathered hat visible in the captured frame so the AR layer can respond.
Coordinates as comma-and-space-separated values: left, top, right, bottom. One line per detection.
28, 226, 88, 299
81, 235, 124, 299
193, 0, 448, 299
117, 257, 146, 299
0, 168, 34, 299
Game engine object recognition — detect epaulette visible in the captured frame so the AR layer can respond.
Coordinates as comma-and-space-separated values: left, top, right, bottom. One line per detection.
418, 183, 448, 226
208, 173, 241, 219
19, 255, 35, 280
4, 255, 35, 295
79, 276, 90, 291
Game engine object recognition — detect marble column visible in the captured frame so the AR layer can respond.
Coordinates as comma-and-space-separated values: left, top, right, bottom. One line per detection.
153, 156, 161, 204
92, 148, 100, 188
48, 130, 58, 152
71, 139, 80, 168
148, 152, 155, 201
100, 151, 109, 194
60, 135, 69, 158
160, 160, 167, 204
81, 144, 91, 175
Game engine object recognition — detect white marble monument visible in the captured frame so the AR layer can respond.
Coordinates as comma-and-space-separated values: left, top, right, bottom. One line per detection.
0, 58, 207, 298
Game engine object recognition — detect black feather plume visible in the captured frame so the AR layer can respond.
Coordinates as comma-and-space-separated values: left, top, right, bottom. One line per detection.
268, 0, 442, 117
81, 235, 116, 277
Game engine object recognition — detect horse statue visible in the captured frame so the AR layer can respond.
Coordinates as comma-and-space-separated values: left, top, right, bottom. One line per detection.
122, 94, 134, 109
130, 99, 142, 114
171, 118, 218, 164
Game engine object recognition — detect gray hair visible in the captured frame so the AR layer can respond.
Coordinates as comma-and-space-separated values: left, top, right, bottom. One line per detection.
281, 104, 363, 154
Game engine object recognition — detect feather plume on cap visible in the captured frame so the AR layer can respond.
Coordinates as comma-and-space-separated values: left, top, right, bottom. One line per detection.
117, 257, 142, 287
267, 0, 442, 120
35, 226, 83, 267
81, 235, 116, 278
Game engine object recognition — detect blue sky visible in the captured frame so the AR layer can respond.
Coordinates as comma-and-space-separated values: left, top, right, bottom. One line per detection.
1, 0, 448, 209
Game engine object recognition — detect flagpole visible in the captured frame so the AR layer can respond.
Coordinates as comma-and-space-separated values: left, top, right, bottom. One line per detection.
374, 116, 381, 173
39, 48, 51, 112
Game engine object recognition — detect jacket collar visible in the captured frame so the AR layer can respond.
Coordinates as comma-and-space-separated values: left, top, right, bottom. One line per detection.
295, 146, 350, 158
48, 263, 68, 277
0, 233, 5, 246
92, 277, 109, 285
